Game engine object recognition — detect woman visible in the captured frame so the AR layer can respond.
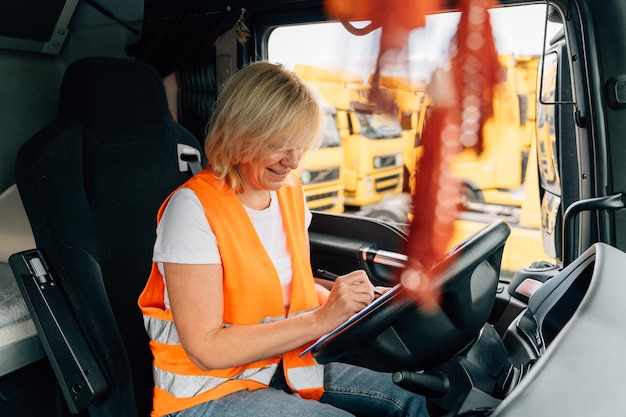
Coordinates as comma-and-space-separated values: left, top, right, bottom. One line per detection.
139, 61, 429, 417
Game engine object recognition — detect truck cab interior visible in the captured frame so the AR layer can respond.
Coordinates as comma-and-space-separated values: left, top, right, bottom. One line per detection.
2, 0, 626, 416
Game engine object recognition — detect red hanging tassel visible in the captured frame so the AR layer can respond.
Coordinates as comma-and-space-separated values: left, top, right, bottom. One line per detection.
324, 0, 500, 308
400, 0, 499, 309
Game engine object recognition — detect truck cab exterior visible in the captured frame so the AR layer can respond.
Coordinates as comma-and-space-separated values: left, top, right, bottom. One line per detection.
298, 105, 345, 213
295, 65, 406, 209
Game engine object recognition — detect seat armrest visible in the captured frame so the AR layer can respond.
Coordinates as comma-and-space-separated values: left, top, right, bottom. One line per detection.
9, 249, 108, 414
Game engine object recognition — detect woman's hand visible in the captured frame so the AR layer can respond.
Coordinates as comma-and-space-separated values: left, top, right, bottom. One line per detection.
312, 270, 377, 332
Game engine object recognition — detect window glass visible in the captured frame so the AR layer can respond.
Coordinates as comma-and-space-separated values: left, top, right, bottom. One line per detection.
270, 5, 562, 277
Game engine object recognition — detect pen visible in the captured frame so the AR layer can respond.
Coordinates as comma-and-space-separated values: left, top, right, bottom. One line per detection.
316, 269, 383, 296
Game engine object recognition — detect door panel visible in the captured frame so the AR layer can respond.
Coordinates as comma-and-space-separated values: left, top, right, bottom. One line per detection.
309, 211, 407, 286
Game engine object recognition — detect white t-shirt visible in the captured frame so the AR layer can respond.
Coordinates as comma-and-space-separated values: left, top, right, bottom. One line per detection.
153, 187, 312, 309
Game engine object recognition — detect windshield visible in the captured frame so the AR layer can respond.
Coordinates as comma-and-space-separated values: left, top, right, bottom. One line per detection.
354, 108, 403, 139
267, 4, 564, 276
321, 111, 342, 147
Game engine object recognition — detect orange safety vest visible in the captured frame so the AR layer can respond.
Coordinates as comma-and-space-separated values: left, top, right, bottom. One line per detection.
138, 169, 324, 417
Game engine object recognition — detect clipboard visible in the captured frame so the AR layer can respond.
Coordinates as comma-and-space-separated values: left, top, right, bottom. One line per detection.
300, 283, 401, 357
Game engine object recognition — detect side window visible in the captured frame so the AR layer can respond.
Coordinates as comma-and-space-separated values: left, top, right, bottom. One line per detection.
269, 5, 562, 279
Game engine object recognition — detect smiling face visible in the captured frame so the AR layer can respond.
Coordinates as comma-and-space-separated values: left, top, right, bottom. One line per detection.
239, 148, 304, 192
204, 62, 324, 193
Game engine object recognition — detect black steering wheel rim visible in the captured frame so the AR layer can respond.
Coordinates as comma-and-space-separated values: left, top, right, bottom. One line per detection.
310, 219, 511, 372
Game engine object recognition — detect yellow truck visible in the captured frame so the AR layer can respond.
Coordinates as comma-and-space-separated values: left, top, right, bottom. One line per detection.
298, 104, 345, 213
381, 54, 550, 275
453, 54, 551, 275
424, 54, 538, 208
386, 54, 540, 208
373, 75, 427, 194
295, 64, 407, 214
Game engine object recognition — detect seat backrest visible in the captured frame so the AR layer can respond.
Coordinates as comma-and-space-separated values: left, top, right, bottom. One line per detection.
15, 57, 205, 417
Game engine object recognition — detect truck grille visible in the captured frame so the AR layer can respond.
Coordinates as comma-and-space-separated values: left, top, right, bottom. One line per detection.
306, 191, 340, 211
375, 174, 400, 193
308, 167, 340, 184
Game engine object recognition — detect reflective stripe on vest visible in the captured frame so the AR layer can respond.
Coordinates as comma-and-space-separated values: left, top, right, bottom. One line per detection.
144, 309, 317, 346
154, 363, 279, 398
143, 315, 180, 345
287, 364, 325, 391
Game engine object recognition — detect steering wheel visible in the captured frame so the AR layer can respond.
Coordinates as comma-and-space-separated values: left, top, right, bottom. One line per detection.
310, 219, 511, 372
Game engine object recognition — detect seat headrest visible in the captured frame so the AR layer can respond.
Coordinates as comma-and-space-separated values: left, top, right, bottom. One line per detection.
58, 57, 171, 145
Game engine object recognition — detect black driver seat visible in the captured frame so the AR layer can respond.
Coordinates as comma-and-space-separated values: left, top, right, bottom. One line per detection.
14, 57, 205, 416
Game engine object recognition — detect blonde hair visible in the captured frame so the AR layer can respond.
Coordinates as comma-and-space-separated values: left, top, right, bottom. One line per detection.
204, 61, 324, 192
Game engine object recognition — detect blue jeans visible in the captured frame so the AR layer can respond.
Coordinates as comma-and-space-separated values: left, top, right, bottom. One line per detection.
167, 362, 429, 417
